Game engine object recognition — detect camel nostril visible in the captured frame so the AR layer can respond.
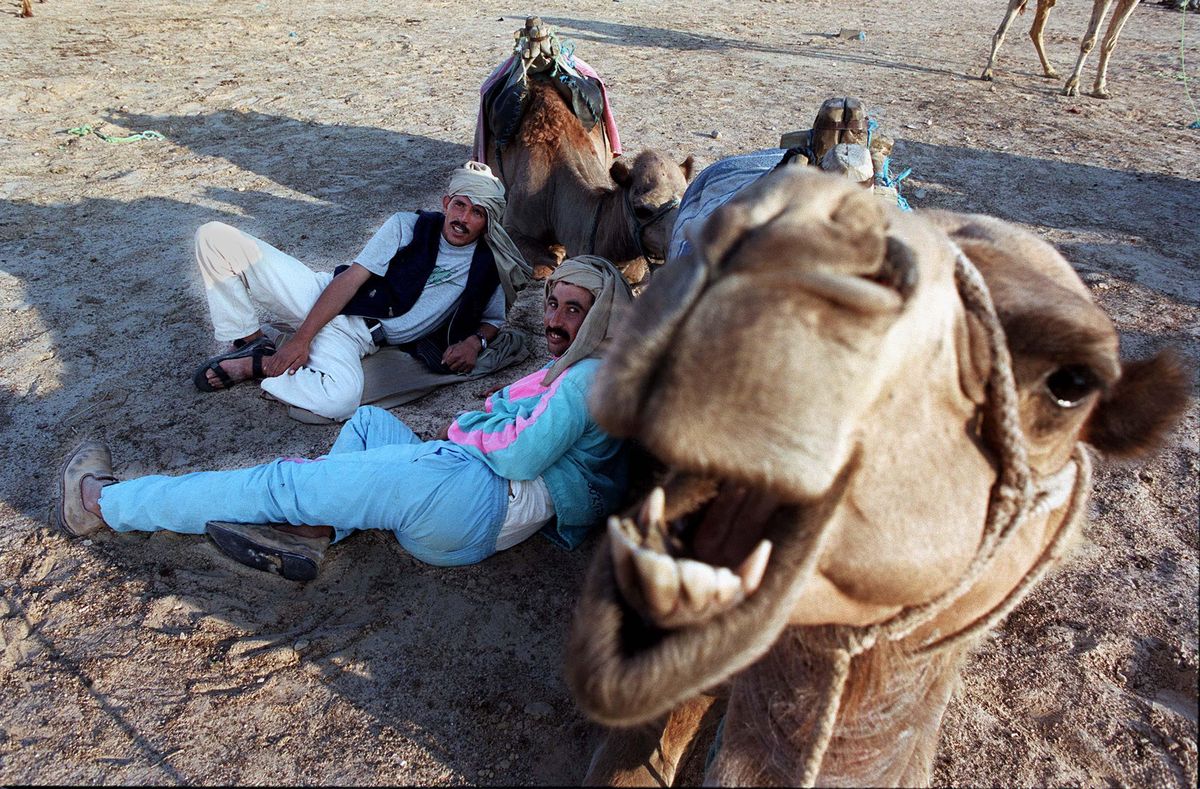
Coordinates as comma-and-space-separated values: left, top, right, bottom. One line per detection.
880, 236, 919, 299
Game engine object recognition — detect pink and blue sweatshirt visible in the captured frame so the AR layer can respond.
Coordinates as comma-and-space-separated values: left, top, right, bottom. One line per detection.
447, 358, 626, 549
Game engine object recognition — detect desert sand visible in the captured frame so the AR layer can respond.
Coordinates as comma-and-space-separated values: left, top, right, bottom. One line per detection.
0, 0, 1196, 784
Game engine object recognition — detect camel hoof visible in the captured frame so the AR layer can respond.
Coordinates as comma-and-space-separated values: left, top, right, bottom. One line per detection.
980, 70, 994, 82
1062, 83, 1080, 97
1090, 89, 1111, 100
1042, 69, 1060, 80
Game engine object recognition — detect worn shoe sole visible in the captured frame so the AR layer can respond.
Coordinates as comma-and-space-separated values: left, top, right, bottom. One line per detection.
205, 521, 325, 582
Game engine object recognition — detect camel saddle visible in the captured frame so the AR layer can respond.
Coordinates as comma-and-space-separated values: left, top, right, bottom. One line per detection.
777, 96, 895, 178
778, 96, 874, 167
483, 17, 605, 154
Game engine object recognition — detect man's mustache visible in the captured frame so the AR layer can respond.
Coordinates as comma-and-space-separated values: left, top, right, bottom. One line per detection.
449, 220, 469, 234
545, 328, 568, 340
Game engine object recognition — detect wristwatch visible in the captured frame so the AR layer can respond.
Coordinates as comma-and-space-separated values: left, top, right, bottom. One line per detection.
474, 331, 488, 351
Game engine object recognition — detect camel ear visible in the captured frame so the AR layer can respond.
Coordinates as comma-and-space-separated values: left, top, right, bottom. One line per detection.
610, 159, 632, 187
680, 155, 695, 181
1084, 349, 1191, 457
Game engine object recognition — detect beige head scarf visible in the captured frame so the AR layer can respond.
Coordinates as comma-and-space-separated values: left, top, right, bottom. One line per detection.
446, 161, 532, 306
542, 255, 633, 385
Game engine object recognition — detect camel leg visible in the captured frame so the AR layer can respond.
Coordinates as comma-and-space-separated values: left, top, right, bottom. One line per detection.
20, 0, 34, 18
506, 225, 560, 280
1063, 0, 1116, 96
982, 0, 1031, 81
583, 695, 721, 787
1029, 0, 1060, 78
1090, 0, 1139, 98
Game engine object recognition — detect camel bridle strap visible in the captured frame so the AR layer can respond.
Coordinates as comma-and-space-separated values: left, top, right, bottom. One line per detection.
584, 185, 678, 270
793, 243, 1093, 787
625, 188, 679, 265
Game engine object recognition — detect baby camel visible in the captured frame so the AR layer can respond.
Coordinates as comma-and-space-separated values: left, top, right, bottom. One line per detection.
565, 164, 1188, 785
981, 0, 1142, 98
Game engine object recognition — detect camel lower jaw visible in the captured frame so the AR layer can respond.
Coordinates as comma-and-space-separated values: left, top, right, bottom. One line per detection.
566, 460, 856, 726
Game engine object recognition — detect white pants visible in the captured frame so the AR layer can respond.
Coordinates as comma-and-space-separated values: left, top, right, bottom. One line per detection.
194, 221, 375, 421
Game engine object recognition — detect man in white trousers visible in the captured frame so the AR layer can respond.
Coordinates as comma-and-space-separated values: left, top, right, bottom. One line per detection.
191, 161, 531, 423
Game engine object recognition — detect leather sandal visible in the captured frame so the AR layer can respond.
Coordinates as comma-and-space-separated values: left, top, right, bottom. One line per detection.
192, 336, 276, 392
55, 441, 118, 538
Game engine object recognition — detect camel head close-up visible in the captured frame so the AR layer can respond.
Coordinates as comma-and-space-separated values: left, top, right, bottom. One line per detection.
609, 150, 695, 267
565, 167, 1189, 785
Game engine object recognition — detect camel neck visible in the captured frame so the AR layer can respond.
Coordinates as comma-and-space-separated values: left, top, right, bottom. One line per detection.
588, 187, 641, 265
708, 629, 969, 786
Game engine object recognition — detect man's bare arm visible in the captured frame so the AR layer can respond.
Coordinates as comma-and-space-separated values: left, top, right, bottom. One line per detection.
264, 263, 374, 377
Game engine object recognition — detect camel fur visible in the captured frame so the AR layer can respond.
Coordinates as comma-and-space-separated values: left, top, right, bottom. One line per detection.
566, 168, 1189, 786
485, 79, 693, 285
981, 0, 1143, 98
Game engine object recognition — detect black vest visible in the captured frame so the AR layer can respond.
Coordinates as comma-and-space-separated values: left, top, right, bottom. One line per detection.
337, 211, 501, 346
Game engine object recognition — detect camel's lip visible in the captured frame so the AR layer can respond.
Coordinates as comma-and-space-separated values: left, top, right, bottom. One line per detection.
734, 236, 919, 316
745, 268, 907, 315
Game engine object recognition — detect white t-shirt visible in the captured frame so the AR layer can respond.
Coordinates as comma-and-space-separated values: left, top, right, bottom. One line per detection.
355, 212, 506, 345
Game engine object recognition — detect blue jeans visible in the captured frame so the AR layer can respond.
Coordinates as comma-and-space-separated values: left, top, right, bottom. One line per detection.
99, 406, 509, 566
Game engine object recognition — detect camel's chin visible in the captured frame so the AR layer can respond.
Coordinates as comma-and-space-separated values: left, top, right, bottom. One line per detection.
567, 458, 855, 726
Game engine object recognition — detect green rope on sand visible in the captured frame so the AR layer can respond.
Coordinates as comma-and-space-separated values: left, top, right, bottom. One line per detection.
66, 125, 165, 144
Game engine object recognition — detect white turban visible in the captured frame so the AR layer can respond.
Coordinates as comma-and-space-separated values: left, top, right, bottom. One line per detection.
446, 161, 532, 306
541, 255, 633, 385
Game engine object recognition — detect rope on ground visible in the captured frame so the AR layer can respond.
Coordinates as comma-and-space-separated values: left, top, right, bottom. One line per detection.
66, 125, 165, 144
1179, 6, 1200, 128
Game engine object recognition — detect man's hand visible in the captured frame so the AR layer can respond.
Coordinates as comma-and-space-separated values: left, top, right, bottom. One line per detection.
475, 381, 506, 399
441, 338, 481, 373
262, 263, 371, 378
435, 418, 455, 441
263, 336, 311, 377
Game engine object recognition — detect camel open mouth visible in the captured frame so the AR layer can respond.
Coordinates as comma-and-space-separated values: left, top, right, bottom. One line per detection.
567, 454, 856, 726
607, 470, 780, 630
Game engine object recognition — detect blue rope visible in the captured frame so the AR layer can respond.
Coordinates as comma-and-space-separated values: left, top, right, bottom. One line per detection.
876, 157, 913, 212
559, 36, 576, 69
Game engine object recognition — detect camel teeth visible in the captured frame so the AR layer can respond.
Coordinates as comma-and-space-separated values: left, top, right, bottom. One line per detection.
633, 546, 680, 619
639, 486, 667, 535
678, 558, 718, 610
736, 540, 773, 596
713, 567, 742, 606
608, 516, 635, 566
608, 517, 642, 605
608, 515, 641, 553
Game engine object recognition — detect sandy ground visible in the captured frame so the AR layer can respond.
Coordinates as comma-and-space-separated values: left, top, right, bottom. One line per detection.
0, 0, 1197, 784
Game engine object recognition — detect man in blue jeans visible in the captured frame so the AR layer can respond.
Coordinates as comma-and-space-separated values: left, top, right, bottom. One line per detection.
54, 257, 632, 581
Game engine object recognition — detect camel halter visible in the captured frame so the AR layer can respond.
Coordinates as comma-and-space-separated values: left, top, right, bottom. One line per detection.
586, 190, 679, 270
789, 243, 1094, 787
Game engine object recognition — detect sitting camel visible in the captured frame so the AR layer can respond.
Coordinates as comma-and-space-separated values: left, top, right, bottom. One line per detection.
565, 164, 1189, 785
981, 0, 1143, 98
481, 62, 692, 285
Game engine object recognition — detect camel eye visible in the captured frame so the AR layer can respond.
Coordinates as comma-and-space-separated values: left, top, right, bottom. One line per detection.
1045, 365, 1099, 408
